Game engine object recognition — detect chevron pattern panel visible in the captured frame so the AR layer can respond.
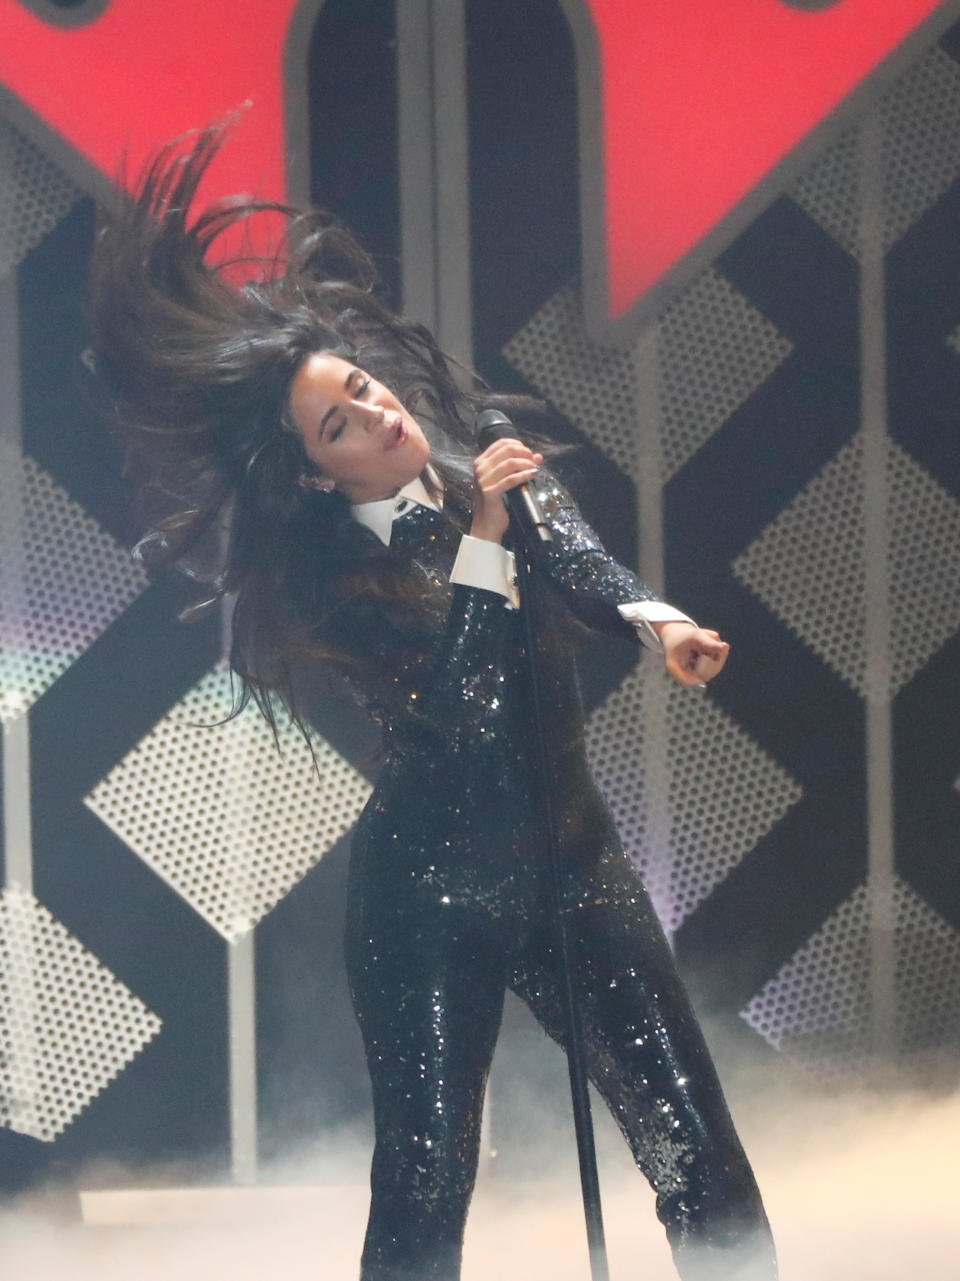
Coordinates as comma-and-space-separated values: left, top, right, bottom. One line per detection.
496, 33, 960, 1085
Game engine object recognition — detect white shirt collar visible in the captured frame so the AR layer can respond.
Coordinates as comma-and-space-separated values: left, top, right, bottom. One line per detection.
351, 467, 443, 547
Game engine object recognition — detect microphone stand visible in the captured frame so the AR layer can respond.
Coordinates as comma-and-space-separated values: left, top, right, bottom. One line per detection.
512, 527, 610, 1281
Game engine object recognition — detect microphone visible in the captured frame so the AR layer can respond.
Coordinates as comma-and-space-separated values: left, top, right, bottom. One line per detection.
475, 409, 553, 547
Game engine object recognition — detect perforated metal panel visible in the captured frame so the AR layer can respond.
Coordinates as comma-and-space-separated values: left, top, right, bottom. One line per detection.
655, 268, 792, 479
742, 878, 960, 1079
0, 454, 147, 723
85, 665, 373, 942
896, 878, 960, 1056
791, 127, 861, 255
586, 668, 802, 933
0, 887, 162, 1142
792, 46, 960, 254
505, 272, 798, 932
503, 284, 639, 475
880, 46, 960, 246
744, 883, 871, 1077
0, 113, 81, 279
732, 432, 960, 698
502, 272, 791, 482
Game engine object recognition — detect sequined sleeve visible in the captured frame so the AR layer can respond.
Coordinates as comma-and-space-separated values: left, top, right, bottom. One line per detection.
532, 470, 660, 637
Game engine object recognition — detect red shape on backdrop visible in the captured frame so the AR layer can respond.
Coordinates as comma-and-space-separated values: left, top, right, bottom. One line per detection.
2, 1, 958, 333
566, 0, 958, 337
0, 0, 301, 226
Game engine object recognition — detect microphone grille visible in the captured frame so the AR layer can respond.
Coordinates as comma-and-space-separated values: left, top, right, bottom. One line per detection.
475, 408, 514, 449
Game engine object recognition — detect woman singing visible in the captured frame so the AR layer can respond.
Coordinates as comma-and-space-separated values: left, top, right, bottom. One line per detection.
89, 124, 777, 1281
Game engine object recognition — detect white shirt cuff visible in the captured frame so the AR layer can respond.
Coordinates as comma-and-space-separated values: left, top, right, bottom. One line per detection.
450, 536, 519, 609
618, 601, 695, 652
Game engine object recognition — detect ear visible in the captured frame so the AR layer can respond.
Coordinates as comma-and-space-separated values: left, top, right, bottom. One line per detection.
297, 473, 335, 493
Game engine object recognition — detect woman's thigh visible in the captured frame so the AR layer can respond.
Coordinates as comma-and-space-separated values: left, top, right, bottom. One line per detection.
346, 840, 508, 1280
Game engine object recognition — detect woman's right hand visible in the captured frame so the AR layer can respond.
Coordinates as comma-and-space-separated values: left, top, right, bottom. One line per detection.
470, 437, 544, 543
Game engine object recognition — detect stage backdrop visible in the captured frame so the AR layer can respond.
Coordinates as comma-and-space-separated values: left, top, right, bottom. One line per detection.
1, 0, 959, 1195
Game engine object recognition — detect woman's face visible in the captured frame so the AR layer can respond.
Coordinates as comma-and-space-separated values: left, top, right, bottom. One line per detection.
289, 352, 431, 504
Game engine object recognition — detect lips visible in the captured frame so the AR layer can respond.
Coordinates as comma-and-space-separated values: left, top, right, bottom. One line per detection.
384, 416, 407, 450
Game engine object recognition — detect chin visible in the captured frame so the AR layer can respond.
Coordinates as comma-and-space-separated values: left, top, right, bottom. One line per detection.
408, 440, 431, 473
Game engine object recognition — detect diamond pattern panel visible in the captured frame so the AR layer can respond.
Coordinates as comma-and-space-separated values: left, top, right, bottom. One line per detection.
743, 878, 960, 1078
502, 272, 791, 482
85, 666, 373, 942
0, 887, 162, 1142
0, 453, 147, 723
732, 433, 960, 698
586, 668, 802, 933
792, 47, 960, 255
0, 113, 81, 279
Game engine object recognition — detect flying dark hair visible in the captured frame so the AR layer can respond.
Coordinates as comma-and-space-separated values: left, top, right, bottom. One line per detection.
88, 120, 553, 734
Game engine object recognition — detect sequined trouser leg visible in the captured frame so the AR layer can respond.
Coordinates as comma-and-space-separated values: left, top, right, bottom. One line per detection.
511, 840, 778, 1281
346, 890, 506, 1281
346, 793, 776, 1281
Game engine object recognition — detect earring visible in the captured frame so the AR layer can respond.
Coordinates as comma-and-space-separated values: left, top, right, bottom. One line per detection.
298, 474, 335, 493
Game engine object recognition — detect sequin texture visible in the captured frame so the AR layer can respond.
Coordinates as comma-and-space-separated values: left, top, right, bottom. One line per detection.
334, 472, 776, 1281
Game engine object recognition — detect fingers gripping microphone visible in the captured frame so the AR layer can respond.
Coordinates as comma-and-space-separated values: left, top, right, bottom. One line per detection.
475, 409, 553, 547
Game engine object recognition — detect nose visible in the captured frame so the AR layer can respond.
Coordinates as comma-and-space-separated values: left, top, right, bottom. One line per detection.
355, 402, 385, 432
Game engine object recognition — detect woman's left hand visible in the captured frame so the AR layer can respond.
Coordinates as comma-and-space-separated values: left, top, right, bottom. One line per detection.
657, 622, 730, 688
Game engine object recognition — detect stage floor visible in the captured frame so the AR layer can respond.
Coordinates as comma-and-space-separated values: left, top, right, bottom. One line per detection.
1, 1087, 957, 1280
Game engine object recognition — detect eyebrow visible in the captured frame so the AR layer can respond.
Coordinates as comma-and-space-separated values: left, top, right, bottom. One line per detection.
319, 369, 361, 439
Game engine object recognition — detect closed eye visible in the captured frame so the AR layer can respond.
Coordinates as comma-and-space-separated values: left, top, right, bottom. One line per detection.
325, 374, 372, 444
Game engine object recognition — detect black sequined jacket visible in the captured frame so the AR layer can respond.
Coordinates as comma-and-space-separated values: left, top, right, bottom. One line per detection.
319, 468, 660, 868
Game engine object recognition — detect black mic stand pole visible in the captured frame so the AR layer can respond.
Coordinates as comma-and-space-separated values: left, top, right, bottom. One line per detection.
513, 530, 610, 1281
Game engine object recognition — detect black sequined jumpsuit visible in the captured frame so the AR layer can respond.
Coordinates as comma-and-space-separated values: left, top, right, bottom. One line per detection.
337, 471, 776, 1281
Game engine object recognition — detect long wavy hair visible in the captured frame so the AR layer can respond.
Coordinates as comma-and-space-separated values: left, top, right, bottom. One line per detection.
89, 120, 554, 732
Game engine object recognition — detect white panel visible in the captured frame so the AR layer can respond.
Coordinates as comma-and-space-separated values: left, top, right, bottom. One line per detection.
792, 46, 960, 254
655, 267, 792, 479
0, 887, 161, 1142
743, 878, 960, 1079
85, 665, 372, 942
506, 274, 797, 933
503, 283, 638, 475
0, 114, 80, 280
586, 669, 801, 934
732, 433, 960, 698
0, 455, 147, 723
503, 271, 791, 482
